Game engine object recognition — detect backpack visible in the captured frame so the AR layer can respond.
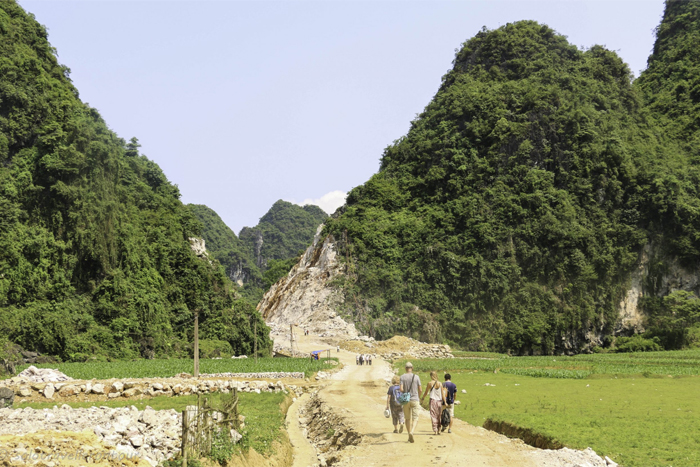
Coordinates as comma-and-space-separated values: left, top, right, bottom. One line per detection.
391, 386, 403, 406
445, 382, 456, 405
441, 407, 451, 428
397, 374, 415, 405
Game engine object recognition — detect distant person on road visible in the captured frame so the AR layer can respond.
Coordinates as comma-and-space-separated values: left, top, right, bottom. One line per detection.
442, 373, 457, 433
356, 354, 360, 365
368, 354, 372, 365
421, 371, 446, 435
337, 345, 340, 353
400, 361, 422, 443
386, 375, 405, 433
359, 354, 364, 366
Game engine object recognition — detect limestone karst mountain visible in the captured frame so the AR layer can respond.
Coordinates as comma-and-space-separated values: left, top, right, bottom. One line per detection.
188, 201, 328, 303
0, 2, 270, 361
261, 5, 700, 354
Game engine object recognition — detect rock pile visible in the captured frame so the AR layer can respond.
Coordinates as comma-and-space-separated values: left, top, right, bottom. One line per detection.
199, 371, 304, 379
16, 365, 73, 383
0, 405, 184, 466
341, 335, 454, 361
272, 342, 311, 358
3, 377, 304, 402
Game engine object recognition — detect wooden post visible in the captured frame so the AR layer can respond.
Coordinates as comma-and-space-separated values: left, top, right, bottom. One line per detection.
254, 320, 258, 364
181, 409, 188, 467
194, 310, 200, 378
233, 387, 240, 430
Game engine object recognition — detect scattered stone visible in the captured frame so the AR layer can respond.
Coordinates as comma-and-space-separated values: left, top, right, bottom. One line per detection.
91, 383, 105, 394
111, 381, 124, 393
123, 388, 142, 398
18, 387, 31, 397
0, 387, 14, 408
43, 384, 55, 399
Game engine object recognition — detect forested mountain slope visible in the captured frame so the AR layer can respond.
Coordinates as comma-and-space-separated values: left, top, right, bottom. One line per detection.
188, 204, 262, 286
317, 12, 700, 353
0, 2, 270, 362
239, 200, 328, 271
189, 201, 327, 303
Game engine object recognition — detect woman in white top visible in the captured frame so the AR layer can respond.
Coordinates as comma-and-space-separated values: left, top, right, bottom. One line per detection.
421, 370, 446, 435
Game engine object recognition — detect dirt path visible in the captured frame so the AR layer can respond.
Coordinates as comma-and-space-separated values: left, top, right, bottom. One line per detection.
287, 334, 546, 467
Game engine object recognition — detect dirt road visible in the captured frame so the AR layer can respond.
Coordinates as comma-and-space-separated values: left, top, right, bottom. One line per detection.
286, 335, 554, 467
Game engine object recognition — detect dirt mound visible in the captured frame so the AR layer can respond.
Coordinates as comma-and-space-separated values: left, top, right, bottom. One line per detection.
340, 336, 453, 361
0, 430, 149, 466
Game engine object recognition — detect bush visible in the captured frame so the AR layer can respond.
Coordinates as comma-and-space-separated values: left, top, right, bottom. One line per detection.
195, 339, 234, 359
686, 325, 700, 349
614, 335, 663, 353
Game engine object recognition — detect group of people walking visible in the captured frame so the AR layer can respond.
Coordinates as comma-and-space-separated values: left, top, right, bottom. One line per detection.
385, 362, 457, 442
356, 354, 373, 365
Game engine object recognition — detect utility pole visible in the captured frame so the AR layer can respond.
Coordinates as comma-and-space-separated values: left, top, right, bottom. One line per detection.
290, 324, 294, 354
193, 310, 200, 378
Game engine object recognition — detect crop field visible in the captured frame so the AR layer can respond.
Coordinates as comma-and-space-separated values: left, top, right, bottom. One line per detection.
9, 357, 337, 380
17, 391, 290, 456
398, 348, 700, 377
397, 350, 700, 467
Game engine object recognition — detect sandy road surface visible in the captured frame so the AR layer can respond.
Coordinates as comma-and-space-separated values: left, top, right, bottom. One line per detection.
287, 334, 544, 467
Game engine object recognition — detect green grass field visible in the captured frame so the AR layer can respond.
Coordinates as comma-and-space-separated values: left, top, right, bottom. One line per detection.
396, 350, 700, 467
16, 392, 289, 456
7, 357, 336, 380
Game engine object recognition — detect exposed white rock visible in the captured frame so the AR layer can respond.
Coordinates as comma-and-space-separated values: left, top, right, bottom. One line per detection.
16, 366, 72, 383
258, 225, 358, 339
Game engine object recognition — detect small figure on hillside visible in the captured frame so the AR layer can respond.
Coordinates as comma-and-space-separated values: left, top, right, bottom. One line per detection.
421, 371, 446, 435
337, 345, 340, 353
442, 373, 457, 433
386, 375, 405, 433
400, 362, 422, 443
369, 354, 373, 365
359, 354, 364, 366
356, 354, 360, 365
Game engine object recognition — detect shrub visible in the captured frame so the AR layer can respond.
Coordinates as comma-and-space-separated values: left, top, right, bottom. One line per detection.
614, 335, 663, 353
195, 339, 234, 359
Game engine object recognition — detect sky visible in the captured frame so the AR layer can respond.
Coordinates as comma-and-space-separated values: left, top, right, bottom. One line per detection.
19, 0, 666, 234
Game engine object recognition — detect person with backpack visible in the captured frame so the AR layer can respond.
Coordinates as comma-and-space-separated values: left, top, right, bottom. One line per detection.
442, 373, 457, 433
399, 362, 422, 443
421, 371, 446, 435
385, 375, 405, 433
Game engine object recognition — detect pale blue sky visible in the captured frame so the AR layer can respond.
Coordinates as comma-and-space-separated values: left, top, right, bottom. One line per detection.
20, 0, 665, 233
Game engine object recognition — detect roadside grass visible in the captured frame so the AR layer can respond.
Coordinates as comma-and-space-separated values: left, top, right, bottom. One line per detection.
7, 357, 336, 380
16, 392, 289, 456
395, 350, 700, 467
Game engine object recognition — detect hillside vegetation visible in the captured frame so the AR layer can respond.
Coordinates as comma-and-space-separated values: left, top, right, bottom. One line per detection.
325, 3, 700, 354
189, 200, 327, 303
0, 3, 270, 362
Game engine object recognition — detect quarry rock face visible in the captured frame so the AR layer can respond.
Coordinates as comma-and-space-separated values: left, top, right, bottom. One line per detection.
258, 225, 358, 339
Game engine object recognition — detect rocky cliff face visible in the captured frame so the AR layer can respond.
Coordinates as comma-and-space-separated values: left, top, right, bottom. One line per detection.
617, 243, 700, 334
257, 226, 358, 338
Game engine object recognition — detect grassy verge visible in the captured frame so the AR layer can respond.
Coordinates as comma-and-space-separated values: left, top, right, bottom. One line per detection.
7, 357, 337, 380
395, 350, 700, 467
16, 391, 290, 456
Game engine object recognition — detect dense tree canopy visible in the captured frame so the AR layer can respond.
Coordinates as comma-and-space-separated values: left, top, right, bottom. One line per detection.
325, 11, 700, 354
189, 200, 327, 303
0, 3, 270, 361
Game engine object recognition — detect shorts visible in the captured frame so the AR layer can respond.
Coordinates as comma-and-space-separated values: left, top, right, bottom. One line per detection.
444, 403, 454, 417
